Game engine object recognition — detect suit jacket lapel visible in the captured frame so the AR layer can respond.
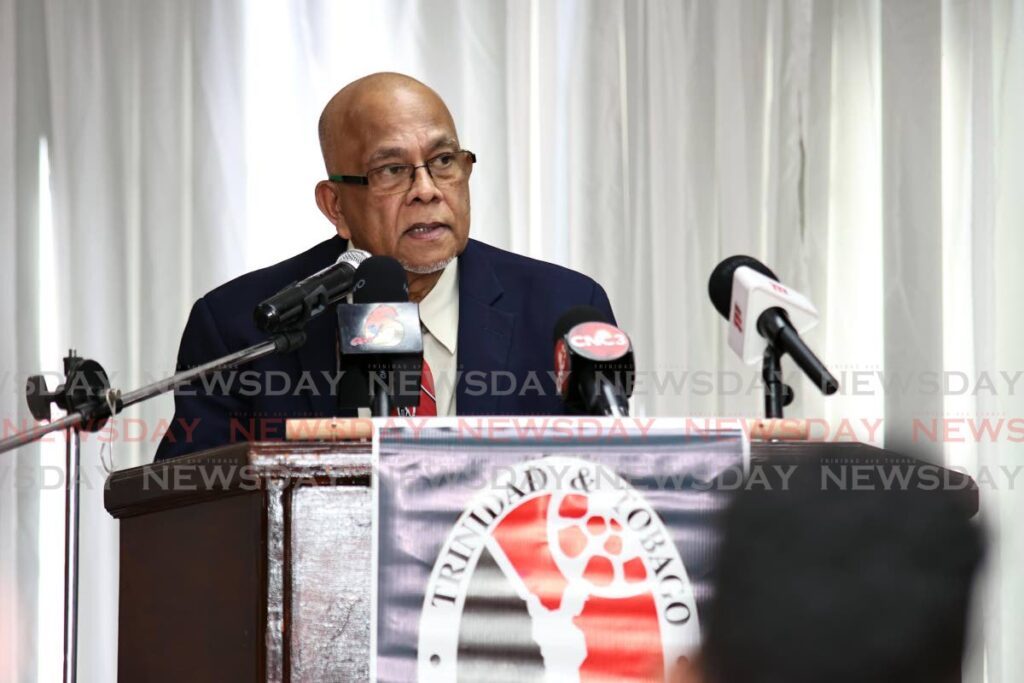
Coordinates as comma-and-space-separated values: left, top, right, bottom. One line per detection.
295, 236, 348, 416
456, 240, 514, 415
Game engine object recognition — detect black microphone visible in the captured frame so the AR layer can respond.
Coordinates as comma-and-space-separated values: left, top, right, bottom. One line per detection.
708, 255, 839, 395
351, 255, 409, 304
254, 248, 370, 333
553, 306, 635, 417
336, 256, 423, 416
708, 255, 779, 319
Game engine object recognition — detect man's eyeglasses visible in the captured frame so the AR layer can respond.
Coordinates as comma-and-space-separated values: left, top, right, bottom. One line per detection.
329, 150, 476, 196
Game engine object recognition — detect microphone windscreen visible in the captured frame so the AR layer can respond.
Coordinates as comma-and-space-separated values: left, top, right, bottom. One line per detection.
337, 248, 371, 268
708, 255, 779, 319
352, 256, 409, 303
552, 305, 610, 344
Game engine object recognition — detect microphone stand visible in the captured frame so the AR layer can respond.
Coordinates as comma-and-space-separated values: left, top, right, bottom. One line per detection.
367, 365, 392, 416
762, 344, 794, 419
0, 328, 307, 683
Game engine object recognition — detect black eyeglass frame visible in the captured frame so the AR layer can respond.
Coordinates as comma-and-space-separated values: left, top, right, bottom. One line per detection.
328, 149, 477, 188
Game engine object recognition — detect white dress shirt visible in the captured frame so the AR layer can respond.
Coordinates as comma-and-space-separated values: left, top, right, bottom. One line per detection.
416, 258, 459, 416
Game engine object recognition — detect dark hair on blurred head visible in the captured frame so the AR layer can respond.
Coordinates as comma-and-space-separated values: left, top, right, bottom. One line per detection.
700, 473, 983, 683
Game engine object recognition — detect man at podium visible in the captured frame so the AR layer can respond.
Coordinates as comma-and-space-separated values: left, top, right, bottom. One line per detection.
154, 72, 615, 460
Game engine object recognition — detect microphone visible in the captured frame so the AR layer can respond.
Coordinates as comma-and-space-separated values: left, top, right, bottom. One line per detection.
708, 255, 839, 395
336, 256, 423, 416
351, 255, 409, 304
553, 306, 635, 417
254, 248, 370, 333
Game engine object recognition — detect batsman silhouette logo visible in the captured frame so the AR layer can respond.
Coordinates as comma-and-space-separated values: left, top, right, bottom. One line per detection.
417, 457, 700, 682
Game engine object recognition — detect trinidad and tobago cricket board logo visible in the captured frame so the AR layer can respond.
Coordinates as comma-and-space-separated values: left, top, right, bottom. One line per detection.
417, 456, 700, 682
350, 304, 405, 348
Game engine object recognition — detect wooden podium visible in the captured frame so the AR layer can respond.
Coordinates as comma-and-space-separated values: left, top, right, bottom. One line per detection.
104, 428, 977, 682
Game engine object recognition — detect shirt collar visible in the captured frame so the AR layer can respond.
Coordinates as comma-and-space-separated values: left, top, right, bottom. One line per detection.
417, 258, 459, 355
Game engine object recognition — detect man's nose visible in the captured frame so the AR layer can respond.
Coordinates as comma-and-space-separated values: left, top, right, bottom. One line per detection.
406, 165, 443, 203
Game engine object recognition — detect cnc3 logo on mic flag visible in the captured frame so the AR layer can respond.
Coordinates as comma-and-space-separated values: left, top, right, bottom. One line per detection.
417, 457, 700, 682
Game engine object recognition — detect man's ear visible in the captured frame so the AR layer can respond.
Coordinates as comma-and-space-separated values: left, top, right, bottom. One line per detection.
314, 180, 352, 239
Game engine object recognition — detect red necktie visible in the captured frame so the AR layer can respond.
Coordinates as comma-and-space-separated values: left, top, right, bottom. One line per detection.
415, 359, 437, 416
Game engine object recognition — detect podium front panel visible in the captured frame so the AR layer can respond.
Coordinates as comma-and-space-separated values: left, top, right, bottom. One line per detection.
116, 490, 266, 681
105, 431, 977, 682
289, 485, 373, 680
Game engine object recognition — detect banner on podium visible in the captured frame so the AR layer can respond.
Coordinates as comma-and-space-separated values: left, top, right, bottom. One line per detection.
374, 420, 746, 682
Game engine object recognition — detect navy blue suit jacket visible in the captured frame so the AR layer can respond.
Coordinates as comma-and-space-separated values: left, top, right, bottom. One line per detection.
153, 236, 615, 460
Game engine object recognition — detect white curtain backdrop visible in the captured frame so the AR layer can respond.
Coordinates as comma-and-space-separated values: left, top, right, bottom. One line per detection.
3, 0, 247, 680
1, 0, 1021, 681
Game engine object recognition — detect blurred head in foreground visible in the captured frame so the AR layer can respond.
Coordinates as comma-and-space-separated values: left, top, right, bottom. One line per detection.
677, 478, 983, 683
